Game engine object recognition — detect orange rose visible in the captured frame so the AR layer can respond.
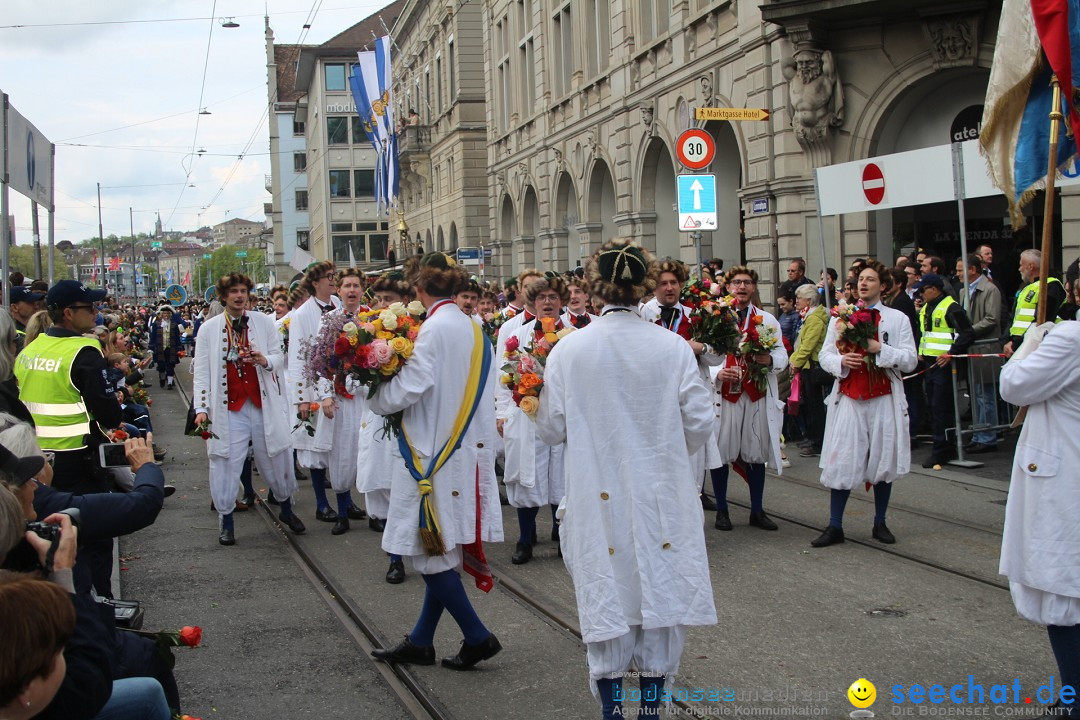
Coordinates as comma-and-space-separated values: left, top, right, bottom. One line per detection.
752, 314, 763, 325
540, 317, 557, 334
309, 402, 321, 413
519, 373, 542, 390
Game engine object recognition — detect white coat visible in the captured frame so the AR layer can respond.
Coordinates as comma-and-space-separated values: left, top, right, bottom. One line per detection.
495, 318, 566, 507
535, 308, 717, 644
314, 307, 368, 492
368, 300, 504, 559
999, 321, 1080, 625
192, 311, 291, 458
710, 306, 789, 472
817, 302, 917, 489
287, 296, 340, 452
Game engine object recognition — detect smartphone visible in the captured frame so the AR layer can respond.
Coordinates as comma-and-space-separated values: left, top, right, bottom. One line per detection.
98, 443, 130, 468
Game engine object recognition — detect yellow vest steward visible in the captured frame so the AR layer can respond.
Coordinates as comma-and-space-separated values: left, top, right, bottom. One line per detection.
1010, 278, 1063, 337
14, 335, 102, 451
919, 295, 957, 357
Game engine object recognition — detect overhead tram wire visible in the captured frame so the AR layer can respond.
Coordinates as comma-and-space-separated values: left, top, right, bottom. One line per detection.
0, 5, 388, 30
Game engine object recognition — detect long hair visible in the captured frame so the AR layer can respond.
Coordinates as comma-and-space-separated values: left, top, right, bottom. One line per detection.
0, 573, 76, 708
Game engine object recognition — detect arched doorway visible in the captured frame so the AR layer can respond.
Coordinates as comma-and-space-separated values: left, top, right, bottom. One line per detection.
587, 160, 617, 262
703, 120, 743, 266
436, 227, 445, 252
522, 186, 539, 270
641, 138, 678, 259
449, 222, 459, 252
500, 194, 518, 277
553, 172, 578, 268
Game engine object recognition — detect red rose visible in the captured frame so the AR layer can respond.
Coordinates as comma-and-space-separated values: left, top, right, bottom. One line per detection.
200, 431, 211, 440
334, 336, 351, 356
179, 626, 202, 647
505, 336, 520, 353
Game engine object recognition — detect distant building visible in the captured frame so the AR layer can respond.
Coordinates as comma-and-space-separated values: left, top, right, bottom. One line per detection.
212, 218, 264, 247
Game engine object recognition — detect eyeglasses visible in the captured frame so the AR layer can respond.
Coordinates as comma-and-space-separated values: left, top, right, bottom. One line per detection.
729, 279, 755, 286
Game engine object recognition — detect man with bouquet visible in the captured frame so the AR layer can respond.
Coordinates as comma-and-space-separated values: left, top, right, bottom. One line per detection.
707, 266, 788, 532
811, 260, 917, 547
192, 273, 304, 546
369, 253, 504, 671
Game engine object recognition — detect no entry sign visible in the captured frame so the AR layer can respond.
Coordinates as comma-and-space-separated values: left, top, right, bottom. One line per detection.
862, 163, 885, 205
675, 129, 715, 171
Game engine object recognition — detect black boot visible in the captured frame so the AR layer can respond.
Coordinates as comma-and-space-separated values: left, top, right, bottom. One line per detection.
385, 559, 405, 584
511, 542, 533, 565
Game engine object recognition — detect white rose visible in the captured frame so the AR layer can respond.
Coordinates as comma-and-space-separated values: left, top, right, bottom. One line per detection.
388, 302, 408, 317
406, 300, 426, 316
379, 309, 399, 331
342, 322, 358, 336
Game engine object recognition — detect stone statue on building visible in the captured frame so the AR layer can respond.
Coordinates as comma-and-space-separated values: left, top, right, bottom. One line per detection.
782, 49, 844, 145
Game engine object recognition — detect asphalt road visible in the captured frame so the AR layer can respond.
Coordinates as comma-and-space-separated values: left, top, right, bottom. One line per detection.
118, 361, 1058, 719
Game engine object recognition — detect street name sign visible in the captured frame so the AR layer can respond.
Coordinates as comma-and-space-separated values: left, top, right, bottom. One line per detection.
677, 174, 717, 232
751, 197, 770, 214
456, 247, 481, 266
675, 129, 715, 170
695, 108, 770, 122
235, 250, 247, 258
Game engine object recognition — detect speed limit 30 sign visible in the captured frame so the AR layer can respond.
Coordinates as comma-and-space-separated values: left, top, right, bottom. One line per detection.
675, 129, 715, 171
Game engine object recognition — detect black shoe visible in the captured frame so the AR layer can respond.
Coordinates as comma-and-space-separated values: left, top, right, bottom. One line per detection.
551, 523, 560, 542
811, 525, 845, 548
441, 633, 502, 670
315, 507, 338, 522
163, 485, 176, 498
798, 446, 819, 457
872, 523, 896, 544
348, 505, 367, 520
368, 516, 386, 532
266, 490, 280, 506
714, 509, 732, 531
294, 464, 307, 481
966, 443, 998, 454
279, 512, 306, 534
241, 493, 257, 508
372, 635, 434, 665
159, 377, 166, 388
749, 511, 779, 531
331, 517, 350, 535
385, 560, 405, 584
922, 454, 948, 468
700, 494, 717, 511
218, 528, 235, 546
511, 542, 533, 565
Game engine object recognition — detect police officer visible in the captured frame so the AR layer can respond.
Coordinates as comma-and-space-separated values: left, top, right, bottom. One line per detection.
14, 279, 126, 597
1005, 249, 1066, 357
913, 274, 974, 468
9, 286, 45, 351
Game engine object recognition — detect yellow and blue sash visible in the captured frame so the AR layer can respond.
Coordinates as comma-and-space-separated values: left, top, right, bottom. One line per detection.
397, 320, 492, 555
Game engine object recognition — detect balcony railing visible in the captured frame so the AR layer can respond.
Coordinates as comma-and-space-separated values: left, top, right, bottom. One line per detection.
398, 124, 431, 160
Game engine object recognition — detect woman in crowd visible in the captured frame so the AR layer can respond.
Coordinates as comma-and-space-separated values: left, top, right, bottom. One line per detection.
496, 275, 568, 565
789, 284, 827, 458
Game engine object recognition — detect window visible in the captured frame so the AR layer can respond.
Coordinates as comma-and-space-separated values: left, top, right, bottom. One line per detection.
327, 117, 348, 145
331, 223, 353, 232
332, 235, 367, 263
293, 119, 306, 135
354, 169, 376, 198
639, 0, 669, 43
293, 153, 307, 172
586, 0, 610, 78
496, 18, 511, 131
296, 230, 310, 250
328, 170, 351, 198
424, 68, 431, 124
447, 37, 456, 103
324, 64, 346, 91
295, 190, 308, 211
517, 0, 536, 115
352, 116, 369, 145
435, 55, 443, 115
551, 2, 573, 97
357, 222, 381, 231
369, 234, 390, 262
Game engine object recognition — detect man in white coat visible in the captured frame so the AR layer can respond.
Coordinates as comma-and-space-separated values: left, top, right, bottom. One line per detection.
537, 241, 717, 720
287, 261, 343, 523
811, 260, 917, 548
999, 319, 1080, 716
193, 273, 304, 546
369, 253, 504, 671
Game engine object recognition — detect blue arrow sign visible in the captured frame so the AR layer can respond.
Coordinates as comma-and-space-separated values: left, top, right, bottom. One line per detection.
676, 174, 718, 232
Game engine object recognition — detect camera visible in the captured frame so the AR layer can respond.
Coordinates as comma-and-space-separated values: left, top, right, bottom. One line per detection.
24, 508, 81, 544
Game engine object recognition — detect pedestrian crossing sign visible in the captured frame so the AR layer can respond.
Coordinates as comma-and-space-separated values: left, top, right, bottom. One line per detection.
677, 174, 718, 232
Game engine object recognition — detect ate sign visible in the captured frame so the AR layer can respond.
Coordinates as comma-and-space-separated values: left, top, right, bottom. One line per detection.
675, 129, 715, 171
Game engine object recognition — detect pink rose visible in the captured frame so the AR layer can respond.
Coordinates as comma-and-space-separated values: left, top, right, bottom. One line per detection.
505, 335, 520, 353
519, 354, 537, 374
407, 328, 419, 341
369, 339, 393, 366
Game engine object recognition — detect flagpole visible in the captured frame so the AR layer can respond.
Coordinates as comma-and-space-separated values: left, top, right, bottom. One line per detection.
1011, 74, 1063, 430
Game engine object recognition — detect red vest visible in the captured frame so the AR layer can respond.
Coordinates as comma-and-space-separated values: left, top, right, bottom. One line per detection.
226, 360, 262, 411
720, 354, 765, 403
838, 310, 891, 401
656, 305, 692, 340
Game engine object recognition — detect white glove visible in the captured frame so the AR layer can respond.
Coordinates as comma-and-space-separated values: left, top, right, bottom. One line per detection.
1010, 321, 1056, 363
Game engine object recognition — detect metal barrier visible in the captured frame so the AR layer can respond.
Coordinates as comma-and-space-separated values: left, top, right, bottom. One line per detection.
948, 340, 1013, 468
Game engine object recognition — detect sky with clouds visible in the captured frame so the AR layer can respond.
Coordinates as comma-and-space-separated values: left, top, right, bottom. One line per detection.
0, 0, 392, 247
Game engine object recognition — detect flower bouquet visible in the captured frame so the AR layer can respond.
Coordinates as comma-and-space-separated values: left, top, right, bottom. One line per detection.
739, 314, 780, 393
501, 317, 574, 419
279, 316, 290, 353
831, 302, 883, 375
131, 384, 150, 406
681, 277, 741, 355
303, 301, 425, 435
485, 308, 517, 345
187, 418, 219, 441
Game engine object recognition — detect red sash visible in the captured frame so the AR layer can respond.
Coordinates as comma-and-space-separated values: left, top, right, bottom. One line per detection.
462, 466, 494, 592
656, 306, 692, 340
721, 354, 765, 403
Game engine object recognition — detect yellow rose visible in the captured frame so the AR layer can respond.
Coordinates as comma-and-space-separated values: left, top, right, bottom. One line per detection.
389, 336, 410, 354
380, 354, 401, 375
518, 396, 540, 416
348, 335, 358, 347
373, 319, 383, 332
501, 374, 513, 385
544, 332, 558, 344
376, 331, 393, 340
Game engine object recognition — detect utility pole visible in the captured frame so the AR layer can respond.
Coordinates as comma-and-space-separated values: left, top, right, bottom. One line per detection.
97, 182, 106, 292
130, 207, 138, 304
31, 200, 42, 279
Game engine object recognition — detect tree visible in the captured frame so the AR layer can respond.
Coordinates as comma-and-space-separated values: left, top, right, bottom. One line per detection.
8, 245, 71, 281
194, 247, 268, 290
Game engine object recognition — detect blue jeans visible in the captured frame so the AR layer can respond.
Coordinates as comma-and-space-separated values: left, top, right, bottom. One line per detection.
93, 677, 171, 720
972, 382, 999, 445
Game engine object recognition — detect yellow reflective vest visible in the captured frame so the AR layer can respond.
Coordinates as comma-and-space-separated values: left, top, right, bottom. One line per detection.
1010, 277, 1064, 337
919, 295, 957, 357
14, 335, 102, 451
